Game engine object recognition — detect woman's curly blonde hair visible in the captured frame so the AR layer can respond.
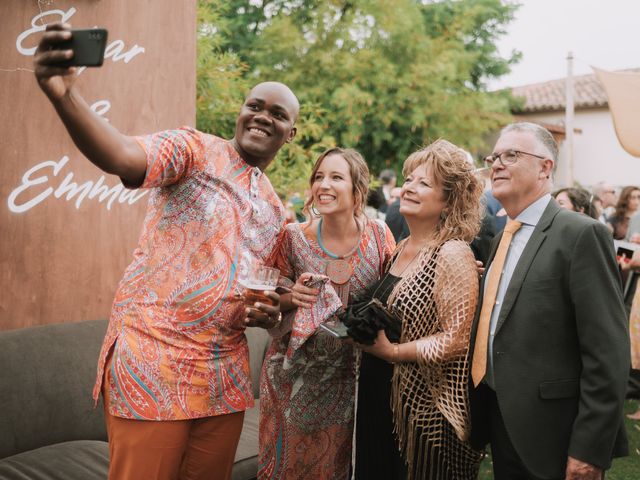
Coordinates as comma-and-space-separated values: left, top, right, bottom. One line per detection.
402, 139, 483, 245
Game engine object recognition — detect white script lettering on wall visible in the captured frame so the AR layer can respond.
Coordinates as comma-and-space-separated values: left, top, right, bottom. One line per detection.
8, 156, 148, 213
8, 7, 148, 214
16, 8, 78, 55
16, 8, 146, 65
91, 100, 111, 121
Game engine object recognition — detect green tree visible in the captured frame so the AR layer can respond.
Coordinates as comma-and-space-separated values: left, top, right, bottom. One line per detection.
197, 0, 333, 196
420, 0, 522, 89
196, 0, 250, 138
266, 101, 338, 197
197, 0, 520, 194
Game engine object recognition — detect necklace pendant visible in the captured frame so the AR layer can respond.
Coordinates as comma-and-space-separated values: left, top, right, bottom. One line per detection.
337, 283, 350, 308
325, 259, 353, 285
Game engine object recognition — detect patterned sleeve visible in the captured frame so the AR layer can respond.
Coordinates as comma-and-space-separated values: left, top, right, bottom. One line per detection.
381, 221, 397, 265
272, 225, 296, 290
266, 226, 296, 338
415, 240, 478, 367
135, 127, 204, 188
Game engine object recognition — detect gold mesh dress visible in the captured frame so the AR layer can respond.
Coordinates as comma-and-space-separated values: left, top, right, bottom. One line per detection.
387, 239, 483, 479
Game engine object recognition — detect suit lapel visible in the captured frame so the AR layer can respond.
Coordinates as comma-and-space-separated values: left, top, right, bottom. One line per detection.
494, 200, 561, 335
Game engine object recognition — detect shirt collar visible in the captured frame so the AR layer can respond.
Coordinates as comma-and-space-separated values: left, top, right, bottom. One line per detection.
511, 193, 552, 227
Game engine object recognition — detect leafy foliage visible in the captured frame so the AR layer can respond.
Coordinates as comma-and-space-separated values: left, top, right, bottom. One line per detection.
196, 0, 520, 195
196, 1, 249, 138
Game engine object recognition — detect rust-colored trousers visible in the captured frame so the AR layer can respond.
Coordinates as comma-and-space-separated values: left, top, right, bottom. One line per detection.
102, 350, 244, 480
104, 409, 244, 480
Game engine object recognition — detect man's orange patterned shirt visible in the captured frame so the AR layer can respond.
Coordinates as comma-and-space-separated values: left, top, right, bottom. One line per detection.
93, 127, 285, 420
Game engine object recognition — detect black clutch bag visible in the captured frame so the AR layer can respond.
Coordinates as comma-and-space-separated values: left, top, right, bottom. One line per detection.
338, 297, 401, 345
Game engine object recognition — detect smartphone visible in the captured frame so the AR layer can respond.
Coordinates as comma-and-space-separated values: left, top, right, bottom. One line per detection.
617, 246, 634, 262
304, 275, 327, 288
319, 321, 349, 339
55, 28, 108, 67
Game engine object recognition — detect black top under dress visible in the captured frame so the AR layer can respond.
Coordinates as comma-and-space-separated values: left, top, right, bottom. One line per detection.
354, 272, 407, 480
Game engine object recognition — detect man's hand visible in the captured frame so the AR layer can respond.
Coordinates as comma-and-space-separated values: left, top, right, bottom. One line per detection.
565, 456, 602, 480
33, 23, 78, 101
244, 290, 281, 329
31, 22, 147, 186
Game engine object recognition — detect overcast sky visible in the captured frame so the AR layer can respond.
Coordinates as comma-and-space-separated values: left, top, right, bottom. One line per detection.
490, 0, 640, 90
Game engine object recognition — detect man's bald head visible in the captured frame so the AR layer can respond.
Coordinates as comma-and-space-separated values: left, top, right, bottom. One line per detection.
231, 81, 299, 170
247, 82, 300, 123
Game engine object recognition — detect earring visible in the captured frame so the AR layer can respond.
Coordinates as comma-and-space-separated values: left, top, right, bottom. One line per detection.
311, 205, 320, 216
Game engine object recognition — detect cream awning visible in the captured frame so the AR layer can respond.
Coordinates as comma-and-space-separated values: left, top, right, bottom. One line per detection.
594, 67, 640, 157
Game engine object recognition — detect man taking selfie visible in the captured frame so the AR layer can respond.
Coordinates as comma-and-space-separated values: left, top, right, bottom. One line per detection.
34, 22, 299, 480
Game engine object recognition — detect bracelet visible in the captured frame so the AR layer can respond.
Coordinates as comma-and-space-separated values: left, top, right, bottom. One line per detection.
391, 343, 400, 364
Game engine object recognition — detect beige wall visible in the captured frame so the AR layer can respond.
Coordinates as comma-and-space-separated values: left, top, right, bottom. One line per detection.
519, 109, 640, 189
0, 1, 196, 330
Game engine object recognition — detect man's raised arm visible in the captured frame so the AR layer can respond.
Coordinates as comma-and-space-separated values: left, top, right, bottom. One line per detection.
34, 22, 146, 187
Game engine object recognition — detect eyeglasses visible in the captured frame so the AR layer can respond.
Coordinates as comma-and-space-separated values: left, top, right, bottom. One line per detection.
483, 149, 547, 168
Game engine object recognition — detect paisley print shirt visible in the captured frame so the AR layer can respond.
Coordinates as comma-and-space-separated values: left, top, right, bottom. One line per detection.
92, 127, 285, 420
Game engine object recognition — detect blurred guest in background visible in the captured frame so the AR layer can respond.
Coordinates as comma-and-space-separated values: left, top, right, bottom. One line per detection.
608, 186, 640, 240
368, 168, 398, 216
553, 187, 598, 219
482, 190, 507, 233
470, 213, 497, 267
379, 168, 398, 213
593, 181, 618, 223
385, 187, 410, 242
618, 248, 640, 417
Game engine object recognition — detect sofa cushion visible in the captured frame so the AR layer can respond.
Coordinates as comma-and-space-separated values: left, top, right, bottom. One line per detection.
0, 412, 261, 480
232, 401, 260, 480
0, 440, 108, 480
0, 322, 269, 479
0, 320, 108, 459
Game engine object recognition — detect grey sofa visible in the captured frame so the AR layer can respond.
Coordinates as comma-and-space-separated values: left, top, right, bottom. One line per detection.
0, 319, 270, 480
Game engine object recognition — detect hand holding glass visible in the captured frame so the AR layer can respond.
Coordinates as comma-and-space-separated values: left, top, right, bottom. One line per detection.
240, 264, 280, 307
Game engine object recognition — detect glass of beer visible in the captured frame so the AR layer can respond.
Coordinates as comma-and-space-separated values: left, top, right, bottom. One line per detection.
241, 264, 280, 307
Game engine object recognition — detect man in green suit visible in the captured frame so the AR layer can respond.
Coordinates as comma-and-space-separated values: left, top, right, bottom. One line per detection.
469, 122, 629, 479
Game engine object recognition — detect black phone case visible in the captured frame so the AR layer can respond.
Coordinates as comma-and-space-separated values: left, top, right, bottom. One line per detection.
617, 247, 634, 258
56, 28, 108, 67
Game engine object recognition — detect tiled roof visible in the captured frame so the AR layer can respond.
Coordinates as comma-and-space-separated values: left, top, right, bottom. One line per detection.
510, 72, 608, 113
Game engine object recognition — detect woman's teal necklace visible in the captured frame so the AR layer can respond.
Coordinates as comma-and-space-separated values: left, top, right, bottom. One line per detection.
316, 217, 361, 259
316, 217, 361, 290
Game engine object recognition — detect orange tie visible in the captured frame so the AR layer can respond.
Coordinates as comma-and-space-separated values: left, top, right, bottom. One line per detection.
472, 219, 522, 387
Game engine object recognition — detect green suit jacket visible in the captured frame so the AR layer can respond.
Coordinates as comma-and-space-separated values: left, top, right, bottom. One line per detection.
469, 199, 630, 478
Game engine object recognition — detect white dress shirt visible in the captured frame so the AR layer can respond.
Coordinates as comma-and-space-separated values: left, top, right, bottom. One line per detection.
485, 194, 552, 388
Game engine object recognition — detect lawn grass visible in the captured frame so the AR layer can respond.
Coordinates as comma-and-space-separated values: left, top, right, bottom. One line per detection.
477, 399, 640, 479
609, 399, 640, 480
